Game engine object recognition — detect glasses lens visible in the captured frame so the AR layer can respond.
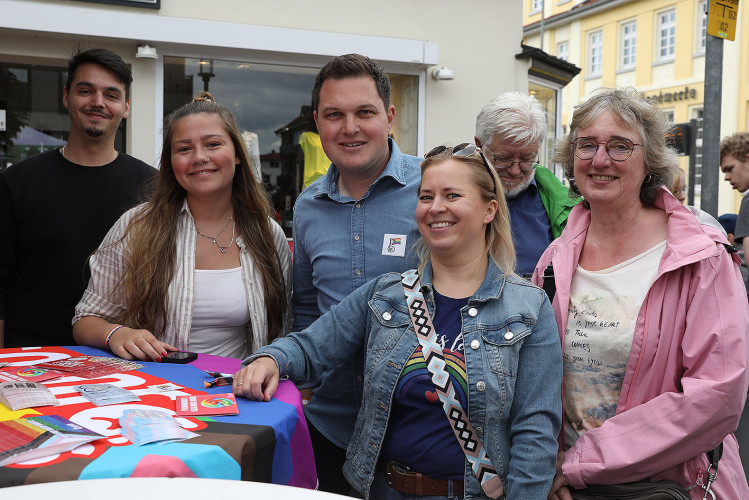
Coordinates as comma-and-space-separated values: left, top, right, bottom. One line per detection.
425, 145, 447, 158
452, 143, 475, 157
607, 139, 634, 160
517, 160, 537, 171
575, 138, 598, 159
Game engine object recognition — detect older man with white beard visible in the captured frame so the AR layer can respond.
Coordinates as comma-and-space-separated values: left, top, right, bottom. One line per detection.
475, 92, 579, 277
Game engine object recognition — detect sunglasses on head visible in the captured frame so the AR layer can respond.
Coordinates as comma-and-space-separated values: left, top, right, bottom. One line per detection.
424, 143, 497, 190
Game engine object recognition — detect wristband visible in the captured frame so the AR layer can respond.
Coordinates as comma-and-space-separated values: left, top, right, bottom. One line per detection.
104, 325, 125, 351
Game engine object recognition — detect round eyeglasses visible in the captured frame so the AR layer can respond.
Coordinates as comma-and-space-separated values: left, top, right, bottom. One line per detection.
571, 137, 642, 161
482, 149, 538, 171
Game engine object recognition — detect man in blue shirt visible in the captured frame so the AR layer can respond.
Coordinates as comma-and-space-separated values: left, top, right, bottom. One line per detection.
292, 53, 421, 494
475, 92, 579, 277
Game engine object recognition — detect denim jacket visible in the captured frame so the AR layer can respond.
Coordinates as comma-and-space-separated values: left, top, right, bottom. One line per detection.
251, 259, 562, 499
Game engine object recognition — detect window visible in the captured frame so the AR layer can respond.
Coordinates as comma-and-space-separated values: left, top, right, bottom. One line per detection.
531, 0, 542, 13
588, 30, 603, 77
556, 41, 569, 62
697, 0, 708, 53
619, 20, 637, 69
656, 8, 676, 61
663, 109, 675, 123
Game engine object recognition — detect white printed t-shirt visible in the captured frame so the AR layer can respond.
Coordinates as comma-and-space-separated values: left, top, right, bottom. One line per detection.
563, 240, 666, 447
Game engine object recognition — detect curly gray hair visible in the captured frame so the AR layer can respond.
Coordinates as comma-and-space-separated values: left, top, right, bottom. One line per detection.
554, 87, 680, 205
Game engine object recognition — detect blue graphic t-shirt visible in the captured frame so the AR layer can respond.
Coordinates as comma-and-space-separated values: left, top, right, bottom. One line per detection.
379, 290, 468, 479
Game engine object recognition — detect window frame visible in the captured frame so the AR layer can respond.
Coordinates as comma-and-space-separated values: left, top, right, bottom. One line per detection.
556, 40, 569, 62
655, 7, 677, 63
695, 0, 708, 54
587, 29, 603, 78
619, 19, 637, 71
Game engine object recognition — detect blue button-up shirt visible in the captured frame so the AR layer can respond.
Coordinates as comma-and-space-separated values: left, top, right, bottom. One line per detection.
507, 178, 553, 277
292, 138, 421, 447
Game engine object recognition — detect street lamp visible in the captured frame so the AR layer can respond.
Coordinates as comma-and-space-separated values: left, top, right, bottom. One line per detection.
198, 59, 215, 92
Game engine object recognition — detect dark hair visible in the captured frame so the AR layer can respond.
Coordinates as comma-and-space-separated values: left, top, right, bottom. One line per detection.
311, 54, 391, 111
119, 92, 288, 347
66, 48, 133, 99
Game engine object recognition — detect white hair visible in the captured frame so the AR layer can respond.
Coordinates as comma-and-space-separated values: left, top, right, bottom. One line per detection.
475, 92, 547, 148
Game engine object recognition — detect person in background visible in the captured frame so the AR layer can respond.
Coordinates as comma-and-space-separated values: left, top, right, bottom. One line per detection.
73, 92, 291, 361
721, 131, 749, 296
474, 92, 579, 277
670, 167, 687, 203
535, 87, 749, 500
236, 144, 562, 499
719, 213, 738, 246
292, 53, 422, 494
0, 48, 156, 348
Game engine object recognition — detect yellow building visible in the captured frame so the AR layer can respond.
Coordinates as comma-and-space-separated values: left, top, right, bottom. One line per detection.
523, 0, 749, 215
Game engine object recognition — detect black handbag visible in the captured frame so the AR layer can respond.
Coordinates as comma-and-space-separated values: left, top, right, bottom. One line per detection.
569, 480, 690, 499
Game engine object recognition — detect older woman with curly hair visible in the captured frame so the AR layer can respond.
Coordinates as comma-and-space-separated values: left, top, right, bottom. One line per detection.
534, 87, 749, 499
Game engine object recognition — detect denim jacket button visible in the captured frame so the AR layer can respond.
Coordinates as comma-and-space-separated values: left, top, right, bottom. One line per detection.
470, 339, 480, 350
476, 381, 486, 391
476, 426, 484, 437
468, 307, 478, 317
504, 331, 514, 340
382, 311, 392, 321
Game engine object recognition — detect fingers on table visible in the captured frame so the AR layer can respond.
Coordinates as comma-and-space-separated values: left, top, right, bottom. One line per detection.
112, 328, 165, 361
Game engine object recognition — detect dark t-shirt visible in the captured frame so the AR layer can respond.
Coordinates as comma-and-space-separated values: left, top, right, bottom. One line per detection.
380, 289, 469, 479
0, 149, 156, 347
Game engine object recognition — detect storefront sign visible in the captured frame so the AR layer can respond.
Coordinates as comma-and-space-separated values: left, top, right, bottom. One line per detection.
78, 0, 160, 9
644, 86, 698, 104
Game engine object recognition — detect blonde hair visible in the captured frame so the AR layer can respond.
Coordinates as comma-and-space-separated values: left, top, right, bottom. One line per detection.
416, 145, 516, 274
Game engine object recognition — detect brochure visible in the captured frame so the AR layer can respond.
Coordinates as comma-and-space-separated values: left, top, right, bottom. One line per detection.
175, 393, 239, 416
0, 415, 102, 467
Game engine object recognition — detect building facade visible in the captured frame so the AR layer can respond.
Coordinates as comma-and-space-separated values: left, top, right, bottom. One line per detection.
1, 0, 532, 220
524, 0, 749, 214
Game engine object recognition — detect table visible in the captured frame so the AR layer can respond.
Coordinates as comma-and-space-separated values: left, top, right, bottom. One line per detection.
1, 477, 345, 500
0, 346, 316, 489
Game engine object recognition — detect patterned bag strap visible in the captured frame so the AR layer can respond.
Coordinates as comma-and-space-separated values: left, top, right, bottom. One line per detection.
400, 269, 504, 499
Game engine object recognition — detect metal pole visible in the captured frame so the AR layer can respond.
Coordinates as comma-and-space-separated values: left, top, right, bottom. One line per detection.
701, 34, 723, 217
688, 119, 697, 206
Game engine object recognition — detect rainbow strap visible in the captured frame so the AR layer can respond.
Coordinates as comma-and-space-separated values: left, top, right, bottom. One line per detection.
400, 269, 504, 499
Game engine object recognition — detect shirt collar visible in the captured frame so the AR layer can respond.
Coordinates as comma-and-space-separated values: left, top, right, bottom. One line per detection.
313, 138, 409, 200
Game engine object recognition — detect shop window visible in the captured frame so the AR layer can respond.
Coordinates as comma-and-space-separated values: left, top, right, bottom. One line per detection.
163, 57, 418, 236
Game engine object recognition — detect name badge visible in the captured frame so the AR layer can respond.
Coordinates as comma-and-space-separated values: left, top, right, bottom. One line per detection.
382, 234, 407, 257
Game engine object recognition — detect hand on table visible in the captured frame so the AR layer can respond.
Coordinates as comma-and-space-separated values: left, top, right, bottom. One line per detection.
233, 357, 279, 402
108, 326, 176, 362
548, 451, 572, 500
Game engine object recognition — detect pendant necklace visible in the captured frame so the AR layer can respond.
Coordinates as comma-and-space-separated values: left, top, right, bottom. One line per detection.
196, 216, 235, 254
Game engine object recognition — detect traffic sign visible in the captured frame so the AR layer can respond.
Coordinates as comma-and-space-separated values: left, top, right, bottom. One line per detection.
707, 0, 740, 41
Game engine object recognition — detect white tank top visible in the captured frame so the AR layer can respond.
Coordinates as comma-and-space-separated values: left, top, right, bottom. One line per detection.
189, 267, 251, 359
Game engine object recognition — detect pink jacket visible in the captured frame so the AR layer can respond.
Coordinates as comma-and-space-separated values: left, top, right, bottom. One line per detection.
533, 188, 749, 499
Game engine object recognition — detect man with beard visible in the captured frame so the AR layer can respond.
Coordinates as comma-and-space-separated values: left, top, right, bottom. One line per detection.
0, 48, 155, 347
475, 92, 579, 277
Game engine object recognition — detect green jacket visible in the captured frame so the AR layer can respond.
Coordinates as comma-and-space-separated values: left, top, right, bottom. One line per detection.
534, 165, 581, 239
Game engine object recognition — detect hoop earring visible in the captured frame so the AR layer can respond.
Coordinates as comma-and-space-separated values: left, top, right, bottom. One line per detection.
644, 173, 652, 183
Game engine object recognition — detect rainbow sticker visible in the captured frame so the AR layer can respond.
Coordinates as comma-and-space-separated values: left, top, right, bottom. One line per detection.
16, 368, 48, 377
200, 397, 234, 408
